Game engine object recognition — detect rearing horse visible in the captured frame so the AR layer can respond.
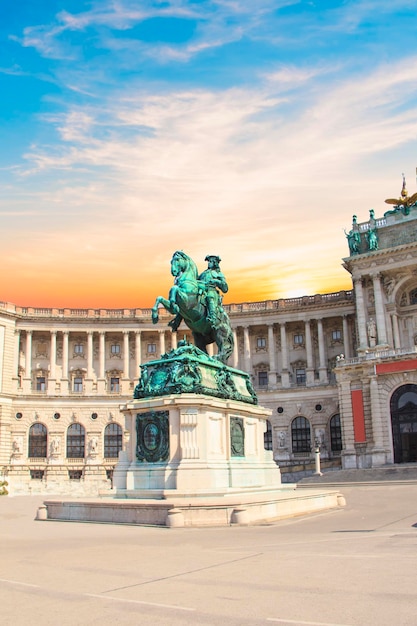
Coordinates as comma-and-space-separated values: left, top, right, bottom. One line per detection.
151, 251, 234, 364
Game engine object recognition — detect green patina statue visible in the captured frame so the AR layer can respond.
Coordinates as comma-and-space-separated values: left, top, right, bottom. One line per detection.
151, 251, 234, 364
133, 339, 257, 405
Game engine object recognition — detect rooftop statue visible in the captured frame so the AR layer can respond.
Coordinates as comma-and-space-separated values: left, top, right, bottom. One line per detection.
385, 174, 417, 215
151, 251, 234, 364
345, 215, 361, 255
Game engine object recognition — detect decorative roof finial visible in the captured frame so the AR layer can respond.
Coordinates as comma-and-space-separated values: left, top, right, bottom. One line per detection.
384, 173, 417, 209
401, 173, 408, 200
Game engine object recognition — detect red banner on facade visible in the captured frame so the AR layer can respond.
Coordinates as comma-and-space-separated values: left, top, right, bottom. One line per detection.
351, 389, 366, 443
376, 359, 417, 375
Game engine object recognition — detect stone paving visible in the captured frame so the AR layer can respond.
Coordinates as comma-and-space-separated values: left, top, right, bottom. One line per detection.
1, 474, 417, 626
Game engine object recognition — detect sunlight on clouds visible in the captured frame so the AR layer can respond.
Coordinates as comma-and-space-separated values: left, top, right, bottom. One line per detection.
4, 1, 417, 307
8, 53, 417, 306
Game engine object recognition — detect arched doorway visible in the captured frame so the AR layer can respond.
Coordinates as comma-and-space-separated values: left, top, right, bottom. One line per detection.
390, 384, 417, 463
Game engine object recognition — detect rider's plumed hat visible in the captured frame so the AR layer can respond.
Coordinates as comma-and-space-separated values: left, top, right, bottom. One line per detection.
205, 254, 221, 263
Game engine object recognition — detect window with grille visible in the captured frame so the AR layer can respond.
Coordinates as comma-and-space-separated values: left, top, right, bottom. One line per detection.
68, 470, 83, 480
330, 414, 343, 452
294, 333, 304, 345
28, 423, 47, 458
147, 343, 156, 353
296, 368, 306, 385
104, 423, 123, 458
73, 377, 83, 392
291, 416, 311, 453
36, 376, 46, 392
110, 377, 120, 392
66, 423, 85, 458
111, 344, 120, 354
258, 371, 268, 387
30, 469, 45, 480
257, 337, 266, 349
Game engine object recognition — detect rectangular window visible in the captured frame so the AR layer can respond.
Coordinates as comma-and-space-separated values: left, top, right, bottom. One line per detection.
68, 470, 83, 480
110, 377, 120, 393
74, 344, 84, 355
294, 333, 304, 345
73, 377, 83, 392
111, 344, 120, 354
36, 376, 46, 392
147, 343, 156, 354
296, 368, 306, 385
30, 469, 45, 480
258, 371, 268, 387
257, 337, 266, 349
332, 329, 342, 341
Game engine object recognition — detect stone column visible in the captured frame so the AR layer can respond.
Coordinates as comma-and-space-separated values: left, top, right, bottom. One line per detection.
316, 319, 328, 383
342, 316, 350, 359
243, 326, 251, 375
159, 329, 166, 356
23, 330, 32, 392
232, 328, 239, 369
61, 331, 69, 393
135, 331, 142, 380
279, 323, 290, 388
372, 273, 388, 346
171, 331, 178, 350
85, 331, 94, 393
369, 376, 386, 463
123, 331, 130, 380
305, 320, 314, 385
14, 330, 21, 390
338, 378, 356, 469
48, 330, 57, 395
97, 331, 106, 393
267, 324, 277, 387
392, 313, 401, 349
353, 277, 368, 350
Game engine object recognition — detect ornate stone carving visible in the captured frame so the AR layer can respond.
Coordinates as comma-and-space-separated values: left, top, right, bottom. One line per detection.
230, 417, 245, 456
133, 340, 257, 405
136, 410, 169, 463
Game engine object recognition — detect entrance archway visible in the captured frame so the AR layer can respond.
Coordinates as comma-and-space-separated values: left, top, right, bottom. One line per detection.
390, 384, 417, 463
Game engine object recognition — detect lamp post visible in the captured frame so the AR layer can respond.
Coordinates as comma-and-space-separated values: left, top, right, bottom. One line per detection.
314, 437, 323, 476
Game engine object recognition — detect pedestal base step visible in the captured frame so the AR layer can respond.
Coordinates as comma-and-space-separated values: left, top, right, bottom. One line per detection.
41, 486, 345, 527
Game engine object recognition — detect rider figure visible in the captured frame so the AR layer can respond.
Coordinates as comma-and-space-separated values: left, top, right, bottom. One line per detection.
198, 255, 228, 326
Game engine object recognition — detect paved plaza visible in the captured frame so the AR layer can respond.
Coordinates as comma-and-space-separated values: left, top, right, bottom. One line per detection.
1, 484, 416, 626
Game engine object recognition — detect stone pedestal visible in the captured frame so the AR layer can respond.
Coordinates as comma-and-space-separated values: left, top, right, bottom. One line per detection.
116, 393, 281, 497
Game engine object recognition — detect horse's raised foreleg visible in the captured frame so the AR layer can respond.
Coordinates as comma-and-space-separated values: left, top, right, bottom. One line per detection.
152, 296, 173, 324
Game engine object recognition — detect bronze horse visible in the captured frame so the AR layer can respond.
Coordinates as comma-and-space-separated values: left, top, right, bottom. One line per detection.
151, 251, 234, 364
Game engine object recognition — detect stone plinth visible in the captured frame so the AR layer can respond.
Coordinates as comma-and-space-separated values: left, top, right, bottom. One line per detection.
115, 393, 281, 497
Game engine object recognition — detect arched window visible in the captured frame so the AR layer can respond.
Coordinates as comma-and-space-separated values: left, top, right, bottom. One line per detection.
28, 423, 47, 458
104, 423, 123, 458
66, 423, 85, 459
410, 289, 417, 305
264, 420, 273, 451
329, 414, 343, 452
390, 384, 417, 463
291, 416, 311, 453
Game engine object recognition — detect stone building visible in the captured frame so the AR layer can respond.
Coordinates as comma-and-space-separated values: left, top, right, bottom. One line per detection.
1, 186, 417, 495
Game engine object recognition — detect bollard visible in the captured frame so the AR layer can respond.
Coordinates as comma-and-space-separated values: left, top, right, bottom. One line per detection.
36, 505, 48, 521
314, 440, 323, 476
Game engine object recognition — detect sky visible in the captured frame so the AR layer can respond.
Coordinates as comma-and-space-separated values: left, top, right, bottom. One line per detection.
1, 0, 417, 308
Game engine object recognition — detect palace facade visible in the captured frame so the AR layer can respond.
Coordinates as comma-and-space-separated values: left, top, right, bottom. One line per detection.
2, 192, 417, 495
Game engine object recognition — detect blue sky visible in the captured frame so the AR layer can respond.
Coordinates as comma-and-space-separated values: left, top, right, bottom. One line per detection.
1, 0, 417, 307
